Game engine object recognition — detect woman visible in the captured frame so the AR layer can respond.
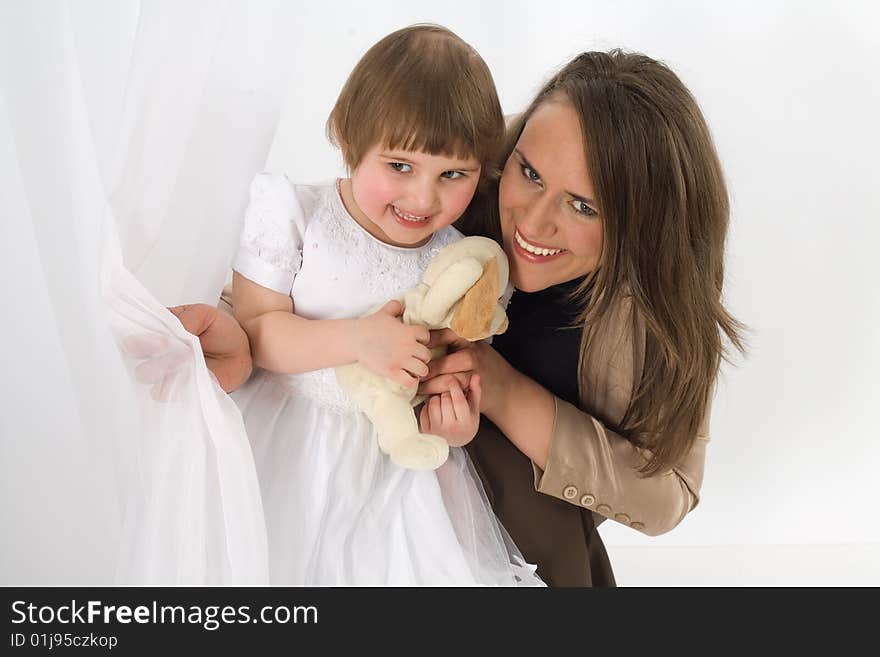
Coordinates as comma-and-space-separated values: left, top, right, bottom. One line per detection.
183, 49, 744, 586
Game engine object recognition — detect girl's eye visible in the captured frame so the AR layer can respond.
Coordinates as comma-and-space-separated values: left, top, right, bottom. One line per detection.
521, 164, 541, 184
441, 170, 464, 180
389, 162, 412, 173
569, 199, 597, 217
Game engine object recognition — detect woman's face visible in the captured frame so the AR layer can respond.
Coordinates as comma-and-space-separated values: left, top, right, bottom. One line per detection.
498, 98, 604, 292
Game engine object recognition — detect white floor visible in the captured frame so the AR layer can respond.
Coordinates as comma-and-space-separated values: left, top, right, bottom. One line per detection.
604, 543, 880, 586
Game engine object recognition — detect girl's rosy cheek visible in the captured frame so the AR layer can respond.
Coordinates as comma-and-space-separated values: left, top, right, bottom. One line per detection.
452, 180, 479, 210
355, 168, 392, 204
371, 171, 400, 199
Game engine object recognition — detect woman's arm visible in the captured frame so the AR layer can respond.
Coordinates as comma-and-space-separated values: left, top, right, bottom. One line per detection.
532, 395, 709, 537
169, 303, 252, 392
459, 344, 556, 469
420, 337, 555, 466
421, 331, 709, 537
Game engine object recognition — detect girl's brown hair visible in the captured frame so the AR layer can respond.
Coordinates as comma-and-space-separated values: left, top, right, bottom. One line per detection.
460, 50, 746, 475
327, 24, 504, 181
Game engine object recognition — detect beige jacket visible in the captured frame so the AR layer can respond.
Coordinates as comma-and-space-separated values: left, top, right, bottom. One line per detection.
533, 293, 711, 537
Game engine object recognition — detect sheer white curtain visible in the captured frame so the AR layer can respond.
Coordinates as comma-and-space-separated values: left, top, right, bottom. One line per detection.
0, 0, 295, 584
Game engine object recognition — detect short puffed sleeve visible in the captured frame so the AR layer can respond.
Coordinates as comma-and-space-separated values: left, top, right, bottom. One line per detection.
231, 172, 306, 296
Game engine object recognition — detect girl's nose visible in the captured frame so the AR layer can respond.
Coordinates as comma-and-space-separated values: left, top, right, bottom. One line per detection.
409, 179, 439, 214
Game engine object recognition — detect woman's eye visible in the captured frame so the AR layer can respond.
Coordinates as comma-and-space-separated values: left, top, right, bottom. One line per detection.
389, 162, 412, 173
441, 170, 464, 180
569, 199, 597, 217
521, 164, 541, 184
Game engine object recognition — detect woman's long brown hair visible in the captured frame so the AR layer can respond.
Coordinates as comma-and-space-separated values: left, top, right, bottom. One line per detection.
459, 50, 746, 475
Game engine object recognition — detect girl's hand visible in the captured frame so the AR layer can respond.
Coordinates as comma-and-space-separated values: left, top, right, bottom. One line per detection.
419, 376, 482, 447
417, 328, 512, 417
353, 300, 432, 389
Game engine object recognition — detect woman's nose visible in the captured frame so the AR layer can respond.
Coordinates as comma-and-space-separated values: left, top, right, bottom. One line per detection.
517, 195, 556, 239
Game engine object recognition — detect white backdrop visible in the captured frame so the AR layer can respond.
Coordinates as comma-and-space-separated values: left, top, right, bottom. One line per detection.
2, 0, 878, 586
265, 0, 880, 584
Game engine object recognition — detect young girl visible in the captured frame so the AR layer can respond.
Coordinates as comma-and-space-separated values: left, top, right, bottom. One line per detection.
229, 25, 541, 585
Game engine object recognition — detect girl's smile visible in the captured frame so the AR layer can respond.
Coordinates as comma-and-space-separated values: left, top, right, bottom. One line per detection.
390, 205, 432, 226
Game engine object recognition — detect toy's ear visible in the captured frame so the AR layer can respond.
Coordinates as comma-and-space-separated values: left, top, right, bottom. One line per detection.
450, 257, 501, 341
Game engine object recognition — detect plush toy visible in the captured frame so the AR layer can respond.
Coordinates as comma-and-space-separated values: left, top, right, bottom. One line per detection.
335, 236, 510, 471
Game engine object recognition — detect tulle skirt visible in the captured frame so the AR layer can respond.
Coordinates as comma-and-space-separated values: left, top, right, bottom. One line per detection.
231, 368, 543, 586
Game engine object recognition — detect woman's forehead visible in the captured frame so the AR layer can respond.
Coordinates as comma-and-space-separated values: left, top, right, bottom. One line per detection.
517, 100, 594, 194
521, 98, 580, 142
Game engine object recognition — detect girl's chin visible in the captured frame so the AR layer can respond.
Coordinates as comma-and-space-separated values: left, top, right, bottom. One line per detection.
378, 222, 432, 248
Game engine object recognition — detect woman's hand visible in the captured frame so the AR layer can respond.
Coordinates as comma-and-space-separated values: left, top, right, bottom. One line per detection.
417, 329, 512, 417
421, 328, 556, 469
419, 376, 482, 447
352, 300, 432, 389
169, 303, 252, 392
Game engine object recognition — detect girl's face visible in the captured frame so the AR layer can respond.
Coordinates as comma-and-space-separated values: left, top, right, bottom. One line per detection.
498, 99, 604, 292
347, 144, 481, 248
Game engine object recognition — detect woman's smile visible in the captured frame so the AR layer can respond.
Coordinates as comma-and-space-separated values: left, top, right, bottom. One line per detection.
512, 227, 567, 259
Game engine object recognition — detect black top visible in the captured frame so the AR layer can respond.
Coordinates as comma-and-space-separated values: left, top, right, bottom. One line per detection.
466, 275, 616, 586
491, 277, 587, 407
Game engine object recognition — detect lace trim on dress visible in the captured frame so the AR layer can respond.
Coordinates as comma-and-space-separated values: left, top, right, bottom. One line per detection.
314, 180, 460, 301
272, 369, 362, 414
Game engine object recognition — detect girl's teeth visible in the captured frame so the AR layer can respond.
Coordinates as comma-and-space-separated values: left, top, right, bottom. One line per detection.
393, 206, 428, 222
515, 230, 563, 256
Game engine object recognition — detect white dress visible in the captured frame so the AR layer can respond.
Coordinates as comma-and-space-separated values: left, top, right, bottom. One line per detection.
230, 173, 542, 586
